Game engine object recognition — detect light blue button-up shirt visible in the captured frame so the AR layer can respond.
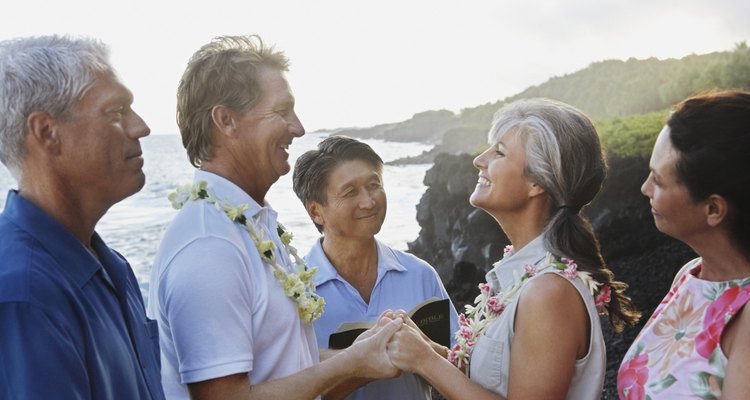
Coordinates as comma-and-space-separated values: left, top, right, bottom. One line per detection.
307, 238, 459, 400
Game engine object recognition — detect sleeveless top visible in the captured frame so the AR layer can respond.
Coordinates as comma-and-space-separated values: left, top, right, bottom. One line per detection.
617, 258, 750, 399
469, 236, 606, 399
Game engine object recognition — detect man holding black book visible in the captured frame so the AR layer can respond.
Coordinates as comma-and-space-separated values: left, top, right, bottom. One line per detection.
293, 135, 459, 400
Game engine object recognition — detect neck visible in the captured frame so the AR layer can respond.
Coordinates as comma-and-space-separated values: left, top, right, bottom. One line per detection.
18, 177, 104, 247
692, 233, 750, 281
200, 162, 273, 205
494, 206, 549, 252
321, 235, 378, 302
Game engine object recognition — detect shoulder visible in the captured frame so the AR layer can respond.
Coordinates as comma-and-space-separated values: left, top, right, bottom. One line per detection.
0, 217, 42, 265
382, 245, 448, 289
517, 273, 587, 318
514, 274, 589, 351
671, 257, 702, 286
156, 205, 253, 277
153, 236, 259, 318
381, 242, 435, 273
0, 232, 69, 306
164, 200, 246, 244
303, 237, 327, 266
158, 236, 254, 283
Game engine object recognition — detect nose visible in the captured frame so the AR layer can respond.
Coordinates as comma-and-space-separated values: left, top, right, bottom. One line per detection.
129, 109, 151, 139
473, 148, 489, 170
359, 191, 376, 209
641, 175, 652, 197
289, 111, 305, 138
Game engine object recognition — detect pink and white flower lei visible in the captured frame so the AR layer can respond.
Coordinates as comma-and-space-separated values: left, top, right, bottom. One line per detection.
448, 245, 608, 369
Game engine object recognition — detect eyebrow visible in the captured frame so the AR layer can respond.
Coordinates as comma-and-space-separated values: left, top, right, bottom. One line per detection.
335, 173, 380, 191
102, 89, 134, 108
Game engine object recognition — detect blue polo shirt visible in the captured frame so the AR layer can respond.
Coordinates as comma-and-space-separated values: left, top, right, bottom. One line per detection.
307, 238, 459, 400
0, 191, 165, 400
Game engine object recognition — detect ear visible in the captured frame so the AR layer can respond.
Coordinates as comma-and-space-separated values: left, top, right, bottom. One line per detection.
528, 182, 546, 198
705, 194, 729, 228
211, 105, 236, 137
26, 111, 61, 155
306, 201, 325, 228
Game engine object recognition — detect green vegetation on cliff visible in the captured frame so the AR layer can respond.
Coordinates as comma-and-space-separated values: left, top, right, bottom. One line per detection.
596, 111, 668, 158
338, 42, 750, 159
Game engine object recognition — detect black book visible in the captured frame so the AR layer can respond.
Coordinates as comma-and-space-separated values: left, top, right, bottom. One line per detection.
328, 297, 451, 350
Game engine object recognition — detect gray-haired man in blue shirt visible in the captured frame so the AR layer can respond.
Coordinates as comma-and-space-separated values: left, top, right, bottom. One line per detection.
0, 35, 164, 399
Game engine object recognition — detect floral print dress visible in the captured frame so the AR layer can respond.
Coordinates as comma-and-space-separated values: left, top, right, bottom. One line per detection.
618, 258, 750, 399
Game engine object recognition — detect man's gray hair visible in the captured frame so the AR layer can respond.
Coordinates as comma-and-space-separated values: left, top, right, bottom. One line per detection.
0, 35, 113, 179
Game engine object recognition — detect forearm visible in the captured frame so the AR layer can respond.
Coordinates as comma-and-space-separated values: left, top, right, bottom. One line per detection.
191, 356, 356, 400
248, 351, 359, 400
415, 351, 505, 400
196, 315, 403, 400
316, 348, 373, 399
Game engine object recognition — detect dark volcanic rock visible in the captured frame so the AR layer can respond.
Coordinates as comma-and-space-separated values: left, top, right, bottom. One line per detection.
409, 152, 696, 399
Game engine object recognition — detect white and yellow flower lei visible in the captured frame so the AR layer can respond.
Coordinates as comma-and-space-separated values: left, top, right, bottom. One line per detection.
168, 181, 325, 323
448, 245, 609, 369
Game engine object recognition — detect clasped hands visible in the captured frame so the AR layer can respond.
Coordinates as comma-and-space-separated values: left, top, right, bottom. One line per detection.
348, 309, 443, 380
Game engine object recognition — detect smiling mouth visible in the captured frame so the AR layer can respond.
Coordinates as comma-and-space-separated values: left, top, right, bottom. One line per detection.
477, 176, 491, 186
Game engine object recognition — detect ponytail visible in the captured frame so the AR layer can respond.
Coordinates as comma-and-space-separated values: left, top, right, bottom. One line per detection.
545, 207, 640, 332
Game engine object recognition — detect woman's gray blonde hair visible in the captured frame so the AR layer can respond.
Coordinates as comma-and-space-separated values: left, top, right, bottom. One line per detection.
488, 98, 640, 331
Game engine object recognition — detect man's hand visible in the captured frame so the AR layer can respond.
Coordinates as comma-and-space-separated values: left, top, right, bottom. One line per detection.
347, 314, 403, 379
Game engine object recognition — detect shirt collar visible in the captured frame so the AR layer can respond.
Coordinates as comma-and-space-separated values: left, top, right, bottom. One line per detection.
2, 190, 113, 288
485, 234, 548, 293
309, 238, 405, 286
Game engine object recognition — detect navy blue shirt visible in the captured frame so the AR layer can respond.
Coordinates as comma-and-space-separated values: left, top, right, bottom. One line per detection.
0, 191, 165, 399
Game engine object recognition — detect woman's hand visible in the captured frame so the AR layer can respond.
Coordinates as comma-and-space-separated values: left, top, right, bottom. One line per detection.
386, 319, 440, 375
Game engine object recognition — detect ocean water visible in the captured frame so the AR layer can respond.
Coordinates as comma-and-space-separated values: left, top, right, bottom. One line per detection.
0, 133, 432, 303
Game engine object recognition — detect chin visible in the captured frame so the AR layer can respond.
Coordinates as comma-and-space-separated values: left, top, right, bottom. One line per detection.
122, 175, 146, 198
469, 192, 484, 208
275, 164, 291, 178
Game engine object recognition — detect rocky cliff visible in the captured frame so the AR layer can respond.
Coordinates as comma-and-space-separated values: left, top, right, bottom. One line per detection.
408, 152, 696, 399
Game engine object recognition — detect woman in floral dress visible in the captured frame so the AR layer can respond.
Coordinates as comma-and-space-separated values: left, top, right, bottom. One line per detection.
618, 91, 750, 399
386, 98, 640, 399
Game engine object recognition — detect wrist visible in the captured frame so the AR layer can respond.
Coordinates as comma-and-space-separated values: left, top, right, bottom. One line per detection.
415, 346, 443, 376
433, 343, 449, 359
331, 346, 364, 379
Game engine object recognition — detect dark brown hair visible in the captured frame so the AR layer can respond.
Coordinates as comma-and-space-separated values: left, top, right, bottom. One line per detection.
293, 135, 383, 232
668, 90, 750, 260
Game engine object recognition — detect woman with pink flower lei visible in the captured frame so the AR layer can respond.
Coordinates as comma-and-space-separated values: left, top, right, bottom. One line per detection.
618, 91, 750, 399
385, 98, 640, 399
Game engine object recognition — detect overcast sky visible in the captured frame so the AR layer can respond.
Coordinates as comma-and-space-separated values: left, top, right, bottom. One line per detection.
2, 0, 748, 134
